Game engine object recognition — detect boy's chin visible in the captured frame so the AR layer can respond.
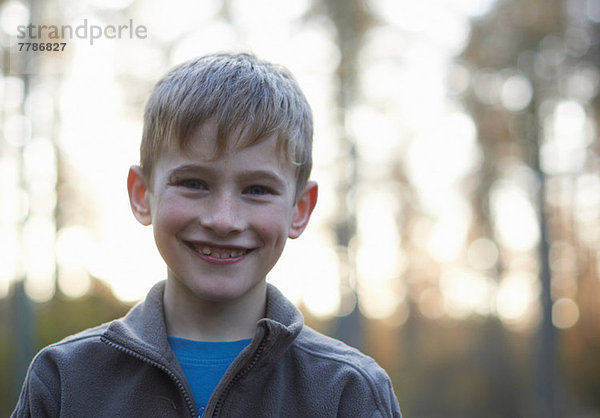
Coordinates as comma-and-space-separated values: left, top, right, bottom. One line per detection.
169, 275, 267, 304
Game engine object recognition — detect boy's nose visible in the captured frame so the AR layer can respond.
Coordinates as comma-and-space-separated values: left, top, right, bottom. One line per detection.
199, 193, 243, 236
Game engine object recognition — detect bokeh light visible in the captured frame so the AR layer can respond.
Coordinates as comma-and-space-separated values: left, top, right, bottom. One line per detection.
0, 0, 29, 36
496, 271, 541, 330
552, 297, 580, 329
490, 181, 540, 252
500, 74, 533, 111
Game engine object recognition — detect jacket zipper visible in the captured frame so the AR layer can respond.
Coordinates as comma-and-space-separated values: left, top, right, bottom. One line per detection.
210, 335, 271, 417
100, 337, 197, 418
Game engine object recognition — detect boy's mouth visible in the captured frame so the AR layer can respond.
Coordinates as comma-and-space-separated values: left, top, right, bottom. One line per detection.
184, 242, 251, 259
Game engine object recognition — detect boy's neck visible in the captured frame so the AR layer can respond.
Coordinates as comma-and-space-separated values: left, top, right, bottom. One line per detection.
162, 278, 267, 342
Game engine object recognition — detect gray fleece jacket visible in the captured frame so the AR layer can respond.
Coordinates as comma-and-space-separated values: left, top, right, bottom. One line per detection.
12, 281, 402, 417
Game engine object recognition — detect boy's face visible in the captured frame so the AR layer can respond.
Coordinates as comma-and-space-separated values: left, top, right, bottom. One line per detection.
128, 122, 317, 305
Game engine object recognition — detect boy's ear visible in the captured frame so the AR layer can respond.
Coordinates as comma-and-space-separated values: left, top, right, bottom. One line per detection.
127, 165, 152, 226
289, 181, 318, 239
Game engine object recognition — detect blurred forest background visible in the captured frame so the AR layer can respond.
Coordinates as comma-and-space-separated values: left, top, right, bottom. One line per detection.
1, 0, 600, 416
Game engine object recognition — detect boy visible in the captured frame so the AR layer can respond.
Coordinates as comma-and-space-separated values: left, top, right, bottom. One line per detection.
13, 53, 401, 417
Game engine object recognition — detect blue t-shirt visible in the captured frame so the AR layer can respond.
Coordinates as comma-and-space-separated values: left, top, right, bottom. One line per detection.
167, 336, 251, 416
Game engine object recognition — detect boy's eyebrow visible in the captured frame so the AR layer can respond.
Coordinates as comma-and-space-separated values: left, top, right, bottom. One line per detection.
236, 169, 288, 187
167, 164, 207, 178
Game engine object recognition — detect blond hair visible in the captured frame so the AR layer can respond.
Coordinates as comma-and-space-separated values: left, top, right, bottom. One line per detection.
140, 53, 313, 199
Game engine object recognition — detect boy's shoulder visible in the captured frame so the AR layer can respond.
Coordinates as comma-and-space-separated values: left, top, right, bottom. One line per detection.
54, 322, 110, 345
293, 325, 390, 380
30, 322, 112, 365
265, 283, 391, 385
281, 325, 400, 416
295, 325, 369, 361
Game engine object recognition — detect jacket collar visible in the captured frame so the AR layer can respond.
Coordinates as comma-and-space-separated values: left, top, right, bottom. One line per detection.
102, 280, 304, 366
258, 283, 304, 361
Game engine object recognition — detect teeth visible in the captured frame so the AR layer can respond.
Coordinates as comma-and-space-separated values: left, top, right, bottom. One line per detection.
194, 245, 246, 259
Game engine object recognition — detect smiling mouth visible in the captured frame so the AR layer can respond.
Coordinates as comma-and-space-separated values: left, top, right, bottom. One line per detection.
184, 242, 252, 259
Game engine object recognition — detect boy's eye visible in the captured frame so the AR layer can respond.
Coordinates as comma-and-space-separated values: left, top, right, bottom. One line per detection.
244, 185, 272, 195
178, 179, 207, 190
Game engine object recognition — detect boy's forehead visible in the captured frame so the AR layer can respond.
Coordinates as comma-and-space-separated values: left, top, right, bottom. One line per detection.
158, 121, 295, 174
181, 122, 286, 161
